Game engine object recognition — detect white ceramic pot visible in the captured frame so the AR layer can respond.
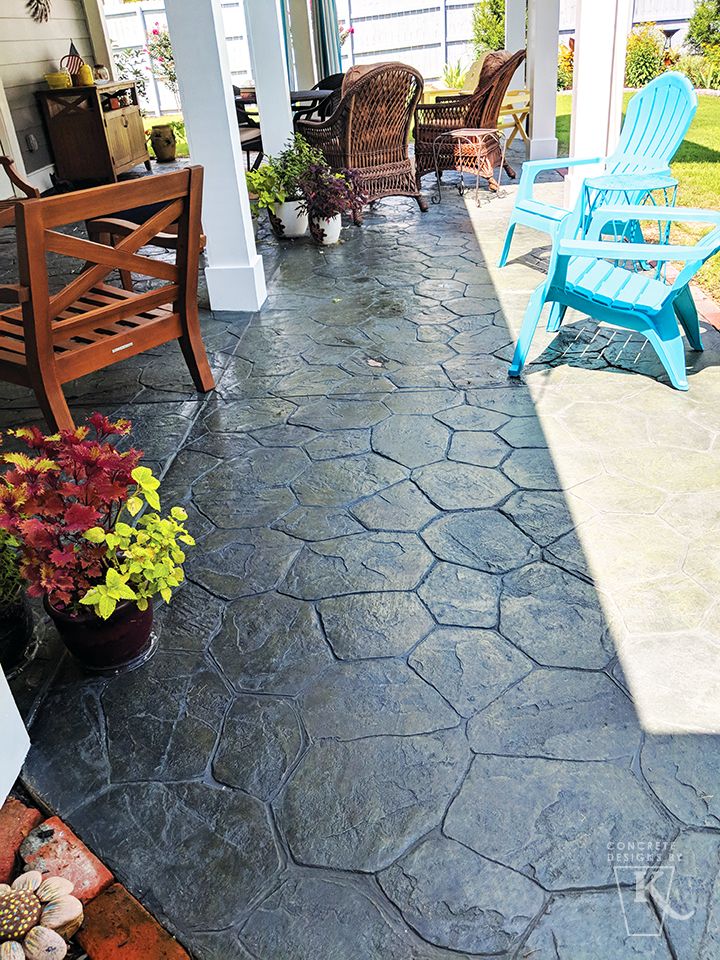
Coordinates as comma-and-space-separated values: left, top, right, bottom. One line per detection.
271, 200, 308, 238
313, 214, 342, 245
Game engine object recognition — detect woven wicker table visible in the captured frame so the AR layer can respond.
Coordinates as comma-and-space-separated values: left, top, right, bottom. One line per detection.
431, 128, 508, 206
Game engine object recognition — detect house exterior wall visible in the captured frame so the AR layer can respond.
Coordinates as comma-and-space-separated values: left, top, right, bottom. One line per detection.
0, 0, 94, 175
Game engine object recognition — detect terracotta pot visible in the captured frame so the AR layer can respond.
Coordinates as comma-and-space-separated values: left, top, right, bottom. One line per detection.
269, 200, 308, 239
150, 124, 177, 163
0, 597, 33, 674
311, 214, 342, 245
44, 596, 156, 675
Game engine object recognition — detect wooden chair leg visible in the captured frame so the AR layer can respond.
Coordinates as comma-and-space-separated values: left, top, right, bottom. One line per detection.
416, 194, 429, 213
32, 367, 74, 432
179, 303, 215, 393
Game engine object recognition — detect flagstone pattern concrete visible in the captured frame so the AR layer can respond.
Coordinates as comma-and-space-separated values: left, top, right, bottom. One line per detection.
4, 159, 720, 959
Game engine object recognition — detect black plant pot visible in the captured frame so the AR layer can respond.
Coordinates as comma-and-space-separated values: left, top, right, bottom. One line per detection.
0, 596, 33, 674
44, 596, 156, 675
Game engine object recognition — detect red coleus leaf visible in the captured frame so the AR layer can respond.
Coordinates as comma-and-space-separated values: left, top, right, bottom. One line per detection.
19, 518, 57, 549
64, 503, 101, 532
49, 546, 76, 568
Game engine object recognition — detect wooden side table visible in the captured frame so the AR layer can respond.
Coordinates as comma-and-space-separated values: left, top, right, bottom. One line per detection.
37, 82, 151, 185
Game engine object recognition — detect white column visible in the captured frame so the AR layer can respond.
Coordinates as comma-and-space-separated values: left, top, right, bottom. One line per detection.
165, 0, 266, 312
289, 0, 317, 89
567, 0, 633, 200
527, 0, 560, 160
244, 0, 294, 156
0, 669, 29, 807
505, 0, 526, 88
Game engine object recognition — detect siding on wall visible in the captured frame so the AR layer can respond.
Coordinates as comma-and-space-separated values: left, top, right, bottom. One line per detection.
0, 0, 92, 172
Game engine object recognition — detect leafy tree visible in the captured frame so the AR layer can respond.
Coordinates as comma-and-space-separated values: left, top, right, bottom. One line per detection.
472, 0, 505, 55
687, 0, 720, 54
625, 23, 666, 87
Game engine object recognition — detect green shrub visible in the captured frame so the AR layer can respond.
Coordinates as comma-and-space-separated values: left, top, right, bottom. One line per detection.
625, 23, 666, 87
687, 0, 720, 54
472, 0, 505, 54
443, 60, 467, 89
0, 530, 23, 608
676, 50, 720, 87
557, 43, 574, 90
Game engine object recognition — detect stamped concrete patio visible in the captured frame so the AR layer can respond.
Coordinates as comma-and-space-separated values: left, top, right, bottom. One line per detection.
6, 156, 720, 959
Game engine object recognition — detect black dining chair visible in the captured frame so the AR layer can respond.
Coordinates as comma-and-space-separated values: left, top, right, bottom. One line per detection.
293, 73, 345, 125
233, 87, 263, 169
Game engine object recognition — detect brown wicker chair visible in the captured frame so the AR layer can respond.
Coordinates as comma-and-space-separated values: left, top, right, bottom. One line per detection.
297, 62, 428, 224
414, 49, 527, 192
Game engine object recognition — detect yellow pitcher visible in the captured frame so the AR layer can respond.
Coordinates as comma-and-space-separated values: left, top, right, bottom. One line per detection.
76, 63, 95, 87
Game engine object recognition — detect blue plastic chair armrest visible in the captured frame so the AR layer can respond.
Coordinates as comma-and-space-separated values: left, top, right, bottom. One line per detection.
517, 155, 603, 203
558, 238, 711, 262
586, 206, 720, 239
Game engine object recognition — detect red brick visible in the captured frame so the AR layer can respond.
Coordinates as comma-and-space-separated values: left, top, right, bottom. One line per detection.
19, 817, 113, 903
0, 798, 43, 883
76, 884, 190, 960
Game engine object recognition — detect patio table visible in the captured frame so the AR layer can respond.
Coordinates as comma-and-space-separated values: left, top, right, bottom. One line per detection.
431, 128, 508, 207
235, 88, 333, 115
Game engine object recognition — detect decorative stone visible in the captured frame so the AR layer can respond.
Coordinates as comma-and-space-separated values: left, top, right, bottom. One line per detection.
291, 454, 406, 507
467, 670, 640, 760
300, 660, 459, 739
435, 404, 509, 431
418, 563, 500, 627
448, 431, 509, 467
654, 831, 720, 959
188, 529, 301, 600
350, 480, 439, 531
501, 489, 578, 546
203, 398, 295, 433
281, 532, 433, 599
409, 627, 532, 718
379, 835, 545, 954
371, 415, 449, 468
445, 755, 674, 889
414, 461, 514, 509
422, 510, 539, 573
502, 448, 562, 490
290, 398, 389, 430
500, 562, 613, 668
193, 452, 304, 528
210, 594, 334, 695
318, 592, 433, 659
641, 735, 720, 827
277, 729, 470, 871
273, 506, 363, 541
242, 876, 433, 959
212, 695, 302, 801
304, 430, 370, 460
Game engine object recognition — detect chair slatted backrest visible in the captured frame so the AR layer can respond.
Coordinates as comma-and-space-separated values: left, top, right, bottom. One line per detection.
466, 50, 527, 129
610, 72, 697, 173
13, 168, 201, 375
339, 63, 424, 168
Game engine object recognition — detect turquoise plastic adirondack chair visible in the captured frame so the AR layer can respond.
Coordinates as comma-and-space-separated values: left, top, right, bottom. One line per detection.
498, 73, 697, 267
508, 206, 720, 391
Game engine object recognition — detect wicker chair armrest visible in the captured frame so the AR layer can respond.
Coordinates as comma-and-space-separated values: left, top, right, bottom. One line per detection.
434, 93, 468, 103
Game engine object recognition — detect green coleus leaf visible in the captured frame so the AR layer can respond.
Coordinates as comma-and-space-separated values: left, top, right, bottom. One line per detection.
84, 527, 106, 545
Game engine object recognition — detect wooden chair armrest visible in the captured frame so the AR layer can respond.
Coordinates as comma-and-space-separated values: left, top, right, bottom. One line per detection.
0, 284, 29, 304
0, 157, 40, 200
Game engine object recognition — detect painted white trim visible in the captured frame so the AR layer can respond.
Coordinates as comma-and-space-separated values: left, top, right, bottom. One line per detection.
0, 669, 30, 808
26, 165, 55, 194
0, 74, 28, 186
206, 258, 268, 312
82, 0, 118, 79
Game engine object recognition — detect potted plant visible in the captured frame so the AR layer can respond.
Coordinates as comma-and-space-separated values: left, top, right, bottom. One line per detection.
299, 165, 364, 244
246, 163, 287, 238
0, 414, 194, 674
246, 133, 325, 239
0, 529, 33, 675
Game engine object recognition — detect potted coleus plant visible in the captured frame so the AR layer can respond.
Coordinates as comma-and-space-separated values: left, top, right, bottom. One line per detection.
0, 414, 194, 674
299, 165, 364, 245
0, 528, 33, 675
245, 163, 285, 239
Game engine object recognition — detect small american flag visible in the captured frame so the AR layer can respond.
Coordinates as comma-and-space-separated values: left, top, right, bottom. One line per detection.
61, 42, 85, 78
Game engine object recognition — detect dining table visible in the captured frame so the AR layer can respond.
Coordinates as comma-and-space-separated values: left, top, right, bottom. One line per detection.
235, 88, 334, 117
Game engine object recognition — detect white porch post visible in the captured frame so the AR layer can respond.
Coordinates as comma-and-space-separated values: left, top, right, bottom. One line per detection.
527, 0, 560, 160
567, 0, 633, 200
165, 0, 266, 312
505, 0, 526, 87
0, 669, 30, 807
82, 0, 117, 80
244, 0, 295, 156
289, 0, 317, 89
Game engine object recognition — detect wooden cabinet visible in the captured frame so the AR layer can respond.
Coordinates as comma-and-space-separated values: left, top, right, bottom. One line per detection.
37, 82, 151, 185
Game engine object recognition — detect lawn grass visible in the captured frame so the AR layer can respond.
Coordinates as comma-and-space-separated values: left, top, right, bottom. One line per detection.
557, 91, 720, 299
